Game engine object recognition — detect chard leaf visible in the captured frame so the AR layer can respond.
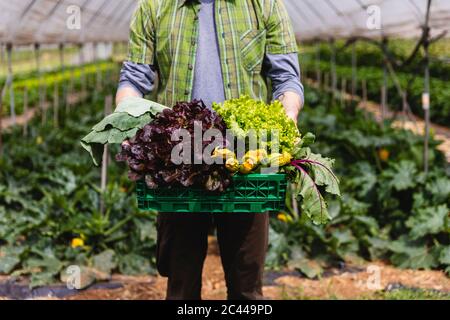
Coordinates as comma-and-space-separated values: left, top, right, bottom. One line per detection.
305, 153, 341, 196
114, 97, 167, 117
92, 112, 152, 132
294, 163, 331, 225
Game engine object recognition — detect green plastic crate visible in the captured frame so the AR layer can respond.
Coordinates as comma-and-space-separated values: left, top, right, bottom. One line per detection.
136, 173, 287, 213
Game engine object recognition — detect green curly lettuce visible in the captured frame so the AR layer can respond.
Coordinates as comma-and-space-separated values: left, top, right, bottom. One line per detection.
212, 96, 301, 153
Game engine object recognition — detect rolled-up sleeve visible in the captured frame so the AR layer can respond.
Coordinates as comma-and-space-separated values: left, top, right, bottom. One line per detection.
118, 61, 157, 96
264, 53, 304, 104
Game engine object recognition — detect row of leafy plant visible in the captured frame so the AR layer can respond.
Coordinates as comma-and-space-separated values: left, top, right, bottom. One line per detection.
300, 58, 450, 127
267, 88, 450, 278
302, 41, 449, 81
0, 71, 158, 288
1, 61, 118, 117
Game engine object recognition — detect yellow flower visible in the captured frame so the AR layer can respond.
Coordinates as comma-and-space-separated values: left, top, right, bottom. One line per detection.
277, 213, 288, 223
36, 136, 43, 145
378, 148, 390, 162
277, 213, 294, 223
71, 238, 84, 248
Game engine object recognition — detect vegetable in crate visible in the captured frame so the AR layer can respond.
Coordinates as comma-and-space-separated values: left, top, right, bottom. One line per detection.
81, 97, 168, 166
116, 100, 232, 192
213, 96, 301, 153
214, 96, 340, 225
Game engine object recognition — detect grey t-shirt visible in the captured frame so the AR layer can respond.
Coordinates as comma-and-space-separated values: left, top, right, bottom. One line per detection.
191, 0, 225, 109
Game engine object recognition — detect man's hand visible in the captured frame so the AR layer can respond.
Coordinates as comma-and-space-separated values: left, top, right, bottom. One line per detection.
116, 86, 143, 105
278, 91, 303, 124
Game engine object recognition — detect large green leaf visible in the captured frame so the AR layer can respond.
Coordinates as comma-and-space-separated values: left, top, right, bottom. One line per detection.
307, 152, 341, 196
114, 96, 167, 117
389, 237, 439, 269
406, 205, 448, 239
0, 246, 25, 274
296, 167, 331, 225
81, 98, 168, 166
118, 254, 155, 275
265, 227, 289, 268
439, 246, 450, 265
426, 177, 450, 203
383, 160, 418, 191
92, 113, 151, 132
348, 162, 377, 198
92, 249, 117, 275
288, 258, 323, 279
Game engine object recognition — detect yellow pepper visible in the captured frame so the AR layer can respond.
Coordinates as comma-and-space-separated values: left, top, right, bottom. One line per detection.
225, 158, 240, 173
268, 151, 292, 167
212, 147, 236, 160
239, 159, 256, 174
243, 149, 268, 164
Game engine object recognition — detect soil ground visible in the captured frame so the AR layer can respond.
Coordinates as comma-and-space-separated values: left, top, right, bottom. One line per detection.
2, 237, 447, 300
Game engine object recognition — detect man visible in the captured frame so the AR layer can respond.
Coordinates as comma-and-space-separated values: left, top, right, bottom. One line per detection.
117, 0, 303, 300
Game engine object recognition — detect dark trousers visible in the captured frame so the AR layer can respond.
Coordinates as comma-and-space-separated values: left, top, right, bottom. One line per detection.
156, 212, 269, 300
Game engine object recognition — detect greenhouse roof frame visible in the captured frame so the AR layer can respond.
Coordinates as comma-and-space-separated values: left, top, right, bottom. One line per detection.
0, 0, 449, 45
287, 0, 450, 42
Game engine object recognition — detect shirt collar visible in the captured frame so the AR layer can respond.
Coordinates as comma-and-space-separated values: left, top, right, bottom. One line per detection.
178, 0, 233, 8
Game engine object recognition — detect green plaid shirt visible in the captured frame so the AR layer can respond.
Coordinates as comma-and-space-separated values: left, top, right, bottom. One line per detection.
128, 0, 298, 106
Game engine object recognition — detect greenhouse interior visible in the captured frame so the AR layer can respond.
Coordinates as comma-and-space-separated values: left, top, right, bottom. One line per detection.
0, 0, 449, 302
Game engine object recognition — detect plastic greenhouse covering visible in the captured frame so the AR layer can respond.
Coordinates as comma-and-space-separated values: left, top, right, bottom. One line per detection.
0, 0, 449, 45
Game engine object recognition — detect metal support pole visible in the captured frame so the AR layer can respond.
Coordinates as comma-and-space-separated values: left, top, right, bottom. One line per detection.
422, 0, 432, 175
341, 78, 346, 108
330, 39, 337, 97
0, 44, 6, 156
59, 43, 68, 119
6, 44, 15, 125
351, 42, 357, 99
362, 79, 367, 108
94, 42, 102, 101
53, 81, 59, 128
23, 87, 28, 137
423, 41, 431, 175
34, 43, 46, 125
381, 62, 388, 122
315, 43, 321, 87
79, 43, 86, 102
100, 95, 113, 214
